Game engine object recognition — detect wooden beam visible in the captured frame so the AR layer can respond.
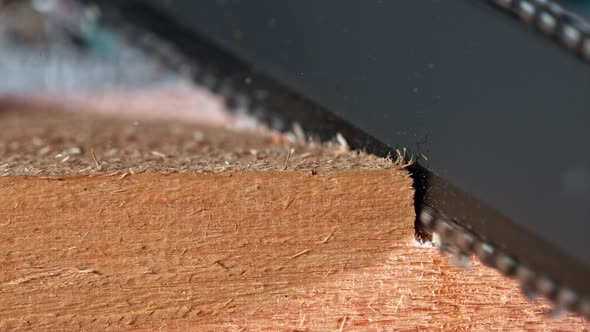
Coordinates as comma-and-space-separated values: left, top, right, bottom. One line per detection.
0, 109, 587, 330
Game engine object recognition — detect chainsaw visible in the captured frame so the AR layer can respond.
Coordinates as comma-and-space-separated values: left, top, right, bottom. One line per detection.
2, 0, 589, 319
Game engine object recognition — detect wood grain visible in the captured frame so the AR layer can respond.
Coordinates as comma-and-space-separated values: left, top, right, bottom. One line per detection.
0, 169, 414, 331
0, 110, 588, 331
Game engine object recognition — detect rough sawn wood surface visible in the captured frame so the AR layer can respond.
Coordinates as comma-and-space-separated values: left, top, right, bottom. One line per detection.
0, 110, 587, 331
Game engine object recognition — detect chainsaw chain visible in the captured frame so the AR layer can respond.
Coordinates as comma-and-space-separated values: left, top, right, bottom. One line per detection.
96, 0, 590, 320
418, 205, 590, 319
492, 0, 590, 62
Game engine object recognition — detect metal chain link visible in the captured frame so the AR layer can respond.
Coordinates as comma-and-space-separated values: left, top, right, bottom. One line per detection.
492, 0, 590, 62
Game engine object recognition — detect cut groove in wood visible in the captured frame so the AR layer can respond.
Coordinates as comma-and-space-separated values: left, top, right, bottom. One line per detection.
0, 110, 587, 331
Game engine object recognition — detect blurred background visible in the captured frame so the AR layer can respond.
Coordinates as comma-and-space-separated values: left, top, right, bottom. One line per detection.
0, 0, 181, 93
0, 0, 231, 125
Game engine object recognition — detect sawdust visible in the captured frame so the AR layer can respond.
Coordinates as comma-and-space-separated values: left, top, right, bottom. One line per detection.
0, 109, 398, 177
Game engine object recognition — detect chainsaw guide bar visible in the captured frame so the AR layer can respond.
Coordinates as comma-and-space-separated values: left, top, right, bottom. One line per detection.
93, 0, 590, 319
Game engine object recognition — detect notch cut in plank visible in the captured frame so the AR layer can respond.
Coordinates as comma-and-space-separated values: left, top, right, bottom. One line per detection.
0, 109, 587, 331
